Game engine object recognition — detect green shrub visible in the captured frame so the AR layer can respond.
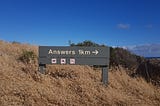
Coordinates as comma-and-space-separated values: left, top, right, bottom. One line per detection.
19, 50, 37, 64
70, 40, 144, 71
70, 40, 105, 47
12, 41, 21, 44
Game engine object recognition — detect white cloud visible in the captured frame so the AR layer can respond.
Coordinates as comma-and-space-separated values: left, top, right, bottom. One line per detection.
117, 24, 130, 29
126, 44, 160, 57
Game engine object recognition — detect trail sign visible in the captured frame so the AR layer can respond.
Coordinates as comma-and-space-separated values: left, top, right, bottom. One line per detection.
38, 46, 110, 85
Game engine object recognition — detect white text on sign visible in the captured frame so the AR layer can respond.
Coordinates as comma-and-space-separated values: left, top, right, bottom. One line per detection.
48, 49, 99, 55
48, 49, 76, 55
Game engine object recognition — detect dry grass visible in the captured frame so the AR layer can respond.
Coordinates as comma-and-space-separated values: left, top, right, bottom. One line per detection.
0, 40, 160, 106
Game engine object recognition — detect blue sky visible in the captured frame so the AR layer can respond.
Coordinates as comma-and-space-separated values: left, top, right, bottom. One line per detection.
0, 0, 160, 46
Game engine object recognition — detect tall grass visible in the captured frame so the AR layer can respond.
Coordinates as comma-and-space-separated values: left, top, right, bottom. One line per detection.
0, 40, 159, 106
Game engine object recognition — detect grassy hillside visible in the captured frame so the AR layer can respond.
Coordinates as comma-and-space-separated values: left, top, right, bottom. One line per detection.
71, 40, 160, 85
0, 40, 160, 106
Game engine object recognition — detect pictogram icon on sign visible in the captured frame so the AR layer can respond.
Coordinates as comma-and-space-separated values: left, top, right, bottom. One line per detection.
51, 58, 57, 64
61, 58, 66, 64
70, 58, 75, 64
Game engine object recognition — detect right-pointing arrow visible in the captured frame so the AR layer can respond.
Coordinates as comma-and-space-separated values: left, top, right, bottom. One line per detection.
92, 50, 99, 55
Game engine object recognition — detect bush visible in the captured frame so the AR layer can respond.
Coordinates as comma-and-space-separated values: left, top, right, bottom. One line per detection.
110, 47, 144, 70
19, 50, 37, 64
70, 40, 144, 71
70, 40, 105, 47
12, 41, 21, 44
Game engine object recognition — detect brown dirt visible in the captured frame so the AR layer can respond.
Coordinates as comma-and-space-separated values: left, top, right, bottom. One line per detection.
0, 40, 160, 106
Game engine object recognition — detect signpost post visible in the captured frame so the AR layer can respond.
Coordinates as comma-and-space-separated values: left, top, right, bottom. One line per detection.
38, 46, 110, 85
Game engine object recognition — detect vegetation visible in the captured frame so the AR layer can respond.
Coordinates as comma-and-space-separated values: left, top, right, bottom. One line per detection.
12, 41, 21, 44
70, 40, 143, 70
19, 50, 37, 64
0, 40, 160, 105
110, 47, 144, 70
70, 40, 105, 47
70, 40, 160, 85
